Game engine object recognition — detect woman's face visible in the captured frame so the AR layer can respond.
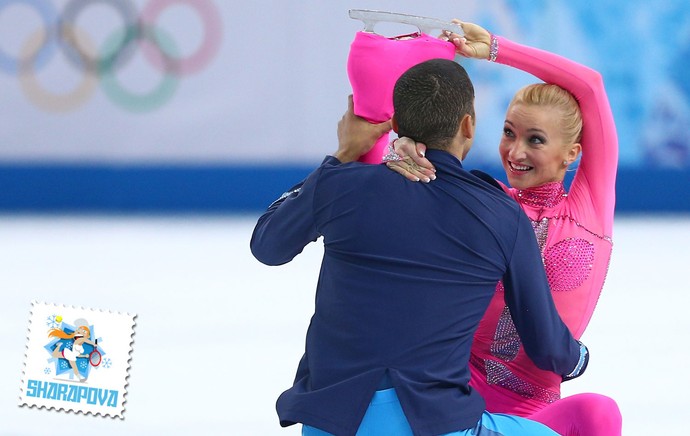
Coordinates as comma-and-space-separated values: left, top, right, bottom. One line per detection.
74, 326, 89, 340
499, 103, 576, 190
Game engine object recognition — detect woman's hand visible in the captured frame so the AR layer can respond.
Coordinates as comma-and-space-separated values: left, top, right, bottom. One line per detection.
441, 20, 491, 60
384, 137, 436, 183
335, 95, 392, 163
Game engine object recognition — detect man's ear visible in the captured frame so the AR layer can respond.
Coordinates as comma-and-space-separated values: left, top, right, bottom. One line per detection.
460, 114, 474, 140
391, 115, 399, 134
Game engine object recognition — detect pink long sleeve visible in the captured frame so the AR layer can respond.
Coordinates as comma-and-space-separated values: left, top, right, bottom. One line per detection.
469, 35, 619, 429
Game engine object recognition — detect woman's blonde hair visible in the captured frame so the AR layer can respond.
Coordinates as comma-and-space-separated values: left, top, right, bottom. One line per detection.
509, 83, 583, 144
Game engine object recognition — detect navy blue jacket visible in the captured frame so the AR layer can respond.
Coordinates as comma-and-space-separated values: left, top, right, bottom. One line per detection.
251, 150, 585, 436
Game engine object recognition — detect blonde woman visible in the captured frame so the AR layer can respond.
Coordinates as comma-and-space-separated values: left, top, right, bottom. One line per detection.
386, 21, 621, 436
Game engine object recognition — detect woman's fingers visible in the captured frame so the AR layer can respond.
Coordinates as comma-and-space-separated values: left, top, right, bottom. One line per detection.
386, 157, 435, 183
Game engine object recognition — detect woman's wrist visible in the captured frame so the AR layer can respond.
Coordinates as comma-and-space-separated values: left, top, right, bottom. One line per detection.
488, 33, 499, 62
382, 140, 403, 162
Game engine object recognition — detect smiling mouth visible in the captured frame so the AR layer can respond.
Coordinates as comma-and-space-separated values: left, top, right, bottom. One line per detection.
508, 161, 533, 173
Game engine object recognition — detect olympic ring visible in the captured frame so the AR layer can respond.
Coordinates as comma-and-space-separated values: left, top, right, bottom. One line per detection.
141, 0, 222, 76
0, 0, 58, 74
100, 26, 179, 112
59, 0, 139, 74
1, 0, 223, 112
18, 26, 98, 112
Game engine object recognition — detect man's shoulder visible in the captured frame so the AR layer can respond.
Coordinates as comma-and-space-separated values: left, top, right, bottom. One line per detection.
469, 170, 504, 191
315, 161, 393, 195
461, 169, 523, 217
320, 160, 388, 178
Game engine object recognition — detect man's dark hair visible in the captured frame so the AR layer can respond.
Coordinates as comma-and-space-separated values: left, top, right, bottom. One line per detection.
393, 59, 475, 150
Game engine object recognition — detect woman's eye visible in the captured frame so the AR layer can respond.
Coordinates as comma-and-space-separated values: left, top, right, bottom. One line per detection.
503, 128, 514, 137
529, 135, 545, 144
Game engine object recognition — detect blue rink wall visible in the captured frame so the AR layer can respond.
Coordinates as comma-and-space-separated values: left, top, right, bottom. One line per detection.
2, 165, 689, 214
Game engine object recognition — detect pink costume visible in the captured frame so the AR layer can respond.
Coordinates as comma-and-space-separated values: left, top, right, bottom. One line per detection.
468, 36, 621, 434
347, 31, 456, 163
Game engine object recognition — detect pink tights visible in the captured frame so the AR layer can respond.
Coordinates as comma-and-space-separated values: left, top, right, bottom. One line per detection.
529, 393, 622, 436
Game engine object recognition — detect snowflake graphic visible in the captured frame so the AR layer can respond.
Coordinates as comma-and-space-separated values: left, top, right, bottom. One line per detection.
102, 357, 112, 369
44, 367, 51, 375
45, 315, 59, 329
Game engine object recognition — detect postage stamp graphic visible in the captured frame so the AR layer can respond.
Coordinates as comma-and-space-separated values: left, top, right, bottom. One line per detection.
19, 301, 136, 418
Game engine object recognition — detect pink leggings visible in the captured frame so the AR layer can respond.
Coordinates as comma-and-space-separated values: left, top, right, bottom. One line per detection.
529, 393, 622, 436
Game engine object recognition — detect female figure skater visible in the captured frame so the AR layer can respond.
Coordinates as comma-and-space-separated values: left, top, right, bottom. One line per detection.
49, 325, 96, 381
384, 21, 622, 436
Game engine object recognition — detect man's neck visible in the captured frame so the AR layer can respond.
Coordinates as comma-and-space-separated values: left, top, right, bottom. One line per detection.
444, 143, 468, 162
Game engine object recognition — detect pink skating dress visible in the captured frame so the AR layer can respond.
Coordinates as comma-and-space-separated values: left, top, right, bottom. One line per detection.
469, 35, 621, 435
347, 31, 456, 163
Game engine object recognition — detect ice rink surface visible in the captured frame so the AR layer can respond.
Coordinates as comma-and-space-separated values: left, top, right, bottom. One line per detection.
1, 215, 688, 435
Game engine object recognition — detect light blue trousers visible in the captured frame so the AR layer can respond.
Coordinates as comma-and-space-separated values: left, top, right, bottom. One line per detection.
302, 388, 559, 436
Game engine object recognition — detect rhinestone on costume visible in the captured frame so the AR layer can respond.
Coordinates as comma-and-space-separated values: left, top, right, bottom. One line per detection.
490, 306, 520, 361
269, 187, 301, 207
516, 182, 567, 209
489, 34, 499, 62
543, 238, 595, 292
531, 217, 550, 251
484, 360, 560, 404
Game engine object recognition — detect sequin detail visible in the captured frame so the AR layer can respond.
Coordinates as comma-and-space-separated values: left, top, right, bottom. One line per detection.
382, 141, 403, 162
543, 238, 595, 292
532, 217, 549, 251
543, 214, 613, 244
490, 306, 520, 361
483, 359, 560, 404
516, 182, 567, 209
488, 34, 499, 62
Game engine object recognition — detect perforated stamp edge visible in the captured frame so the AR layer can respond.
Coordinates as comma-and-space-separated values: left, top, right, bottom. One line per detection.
18, 300, 136, 419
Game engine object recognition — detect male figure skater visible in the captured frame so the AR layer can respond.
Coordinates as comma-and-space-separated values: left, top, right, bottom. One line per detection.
251, 59, 588, 435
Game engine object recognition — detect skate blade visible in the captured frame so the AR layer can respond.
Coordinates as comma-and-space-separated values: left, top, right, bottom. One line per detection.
349, 9, 463, 36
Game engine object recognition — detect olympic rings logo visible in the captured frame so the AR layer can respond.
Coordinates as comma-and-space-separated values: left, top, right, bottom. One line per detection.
0, 0, 223, 112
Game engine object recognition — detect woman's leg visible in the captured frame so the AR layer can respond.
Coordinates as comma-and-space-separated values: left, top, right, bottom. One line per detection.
51, 342, 63, 359
347, 32, 456, 163
69, 360, 80, 377
529, 393, 622, 436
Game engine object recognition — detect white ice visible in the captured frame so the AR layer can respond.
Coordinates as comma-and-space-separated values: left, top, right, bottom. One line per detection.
1, 215, 687, 435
